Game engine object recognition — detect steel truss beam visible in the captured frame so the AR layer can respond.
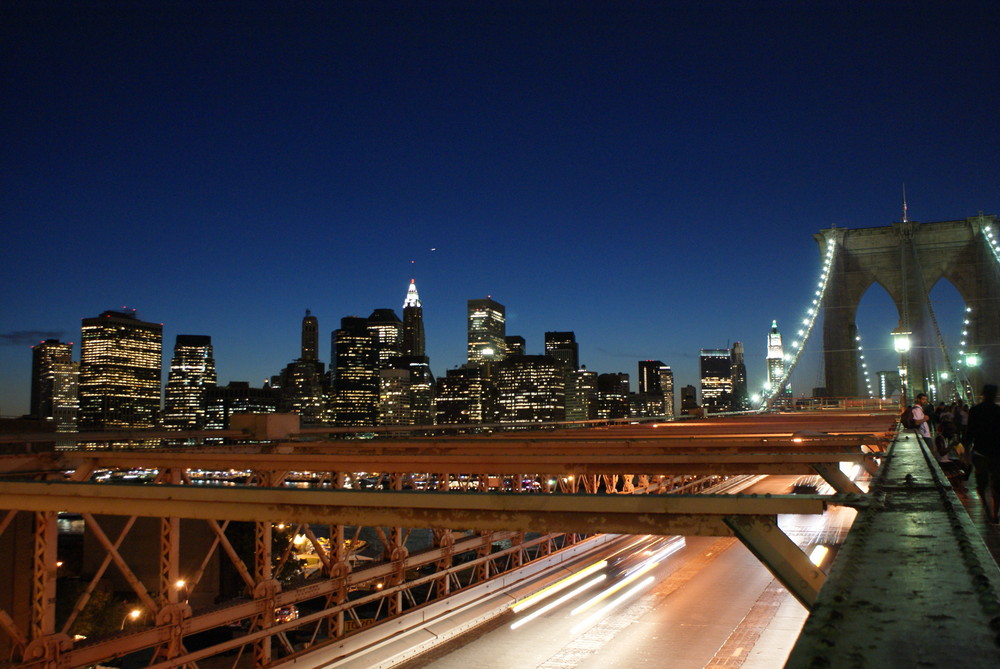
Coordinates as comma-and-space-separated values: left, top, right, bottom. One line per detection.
0, 481, 845, 534
723, 515, 826, 608
0, 448, 876, 479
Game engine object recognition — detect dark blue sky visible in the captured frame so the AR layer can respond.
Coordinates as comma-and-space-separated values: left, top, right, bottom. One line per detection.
3, 1, 999, 415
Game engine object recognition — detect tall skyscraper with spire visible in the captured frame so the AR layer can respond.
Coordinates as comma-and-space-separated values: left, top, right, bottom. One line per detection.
275, 311, 326, 424
402, 279, 425, 357
766, 320, 792, 407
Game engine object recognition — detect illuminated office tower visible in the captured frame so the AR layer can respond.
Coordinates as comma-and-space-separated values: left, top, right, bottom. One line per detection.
378, 356, 435, 426
766, 320, 792, 407
467, 297, 506, 369
638, 360, 664, 395
302, 309, 319, 361
30, 339, 78, 432
402, 279, 425, 357
597, 373, 630, 419
333, 316, 378, 426
505, 335, 526, 357
435, 367, 490, 425
544, 331, 579, 370
496, 355, 566, 424
79, 309, 162, 430
659, 365, 675, 416
566, 368, 598, 421
404, 357, 435, 426
700, 349, 733, 413
367, 308, 403, 368
378, 368, 411, 425
50, 361, 80, 436
730, 342, 750, 410
163, 335, 217, 430
635, 360, 666, 416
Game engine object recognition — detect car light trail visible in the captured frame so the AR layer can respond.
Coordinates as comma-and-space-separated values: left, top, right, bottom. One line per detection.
510, 574, 607, 630
620, 537, 685, 576
571, 560, 659, 616
604, 535, 652, 561
570, 575, 656, 635
510, 559, 609, 613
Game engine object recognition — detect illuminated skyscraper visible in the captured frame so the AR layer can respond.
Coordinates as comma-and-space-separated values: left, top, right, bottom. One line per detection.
544, 332, 579, 370
367, 309, 404, 369
378, 368, 411, 425
301, 309, 319, 361
30, 339, 79, 437
30, 339, 74, 419
467, 297, 506, 368
402, 279, 425, 357
700, 349, 733, 413
163, 335, 217, 430
378, 356, 435, 426
635, 360, 667, 416
496, 355, 566, 424
597, 373, 630, 419
566, 368, 598, 421
505, 335, 526, 357
766, 320, 792, 407
638, 360, 665, 395
79, 309, 162, 430
436, 367, 490, 425
333, 316, 378, 426
659, 365, 675, 416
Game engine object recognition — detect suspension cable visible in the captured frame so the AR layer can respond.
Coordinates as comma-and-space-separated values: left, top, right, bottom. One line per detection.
760, 236, 839, 410
906, 235, 969, 403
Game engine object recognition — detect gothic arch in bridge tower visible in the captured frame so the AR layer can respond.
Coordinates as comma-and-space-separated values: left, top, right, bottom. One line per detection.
816, 214, 1000, 398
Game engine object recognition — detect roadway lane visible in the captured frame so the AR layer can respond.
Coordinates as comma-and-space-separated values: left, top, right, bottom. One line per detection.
399, 475, 858, 669
399, 536, 803, 669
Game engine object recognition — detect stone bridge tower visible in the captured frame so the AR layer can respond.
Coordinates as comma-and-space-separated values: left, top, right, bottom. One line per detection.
817, 214, 1000, 399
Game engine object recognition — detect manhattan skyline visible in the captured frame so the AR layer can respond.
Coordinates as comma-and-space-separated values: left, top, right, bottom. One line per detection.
3, 2, 998, 415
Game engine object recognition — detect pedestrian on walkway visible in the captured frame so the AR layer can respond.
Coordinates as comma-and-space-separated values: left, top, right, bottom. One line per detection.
911, 393, 933, 451
967, 384, 1000, 524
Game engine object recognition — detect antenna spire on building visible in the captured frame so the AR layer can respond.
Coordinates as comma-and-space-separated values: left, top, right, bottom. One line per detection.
902, 183, 909, 223
403, 278, 421, 308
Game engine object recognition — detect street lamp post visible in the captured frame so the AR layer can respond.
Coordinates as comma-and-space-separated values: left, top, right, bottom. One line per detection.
121, 608, 141, 630
891, 323, 912, 408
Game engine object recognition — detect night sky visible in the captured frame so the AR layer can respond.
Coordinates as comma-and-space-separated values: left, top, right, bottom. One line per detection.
3, 1, 999, 416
